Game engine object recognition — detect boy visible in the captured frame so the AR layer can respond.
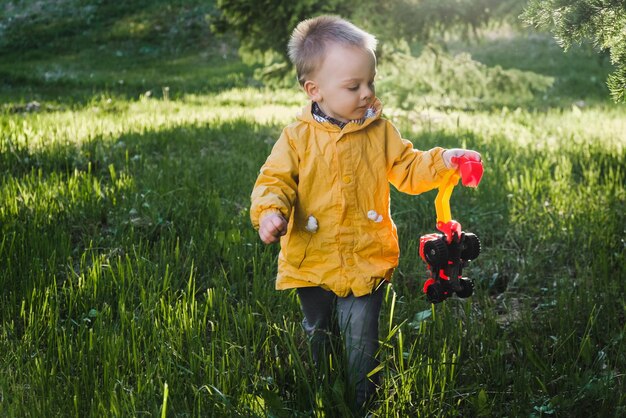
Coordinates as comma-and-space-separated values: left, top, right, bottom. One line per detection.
250, 15, 481, 407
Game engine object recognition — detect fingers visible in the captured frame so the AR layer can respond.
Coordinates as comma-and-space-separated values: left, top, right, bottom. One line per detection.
259, 214, 287, 244
463, 150, 482, 162
269, 215, 288, 235
259, 228, 280, 244
444, 148, 482, 168
450, 148, 481, 160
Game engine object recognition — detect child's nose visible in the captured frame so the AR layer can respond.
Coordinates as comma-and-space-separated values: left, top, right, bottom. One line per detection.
361, 86, 373, 100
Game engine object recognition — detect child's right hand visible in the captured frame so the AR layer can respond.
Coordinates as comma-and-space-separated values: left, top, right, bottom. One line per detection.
259, 213, 288, 244
442, 148, 481, 169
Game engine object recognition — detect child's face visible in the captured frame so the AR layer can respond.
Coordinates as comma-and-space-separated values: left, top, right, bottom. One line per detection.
305, 43, 377, 123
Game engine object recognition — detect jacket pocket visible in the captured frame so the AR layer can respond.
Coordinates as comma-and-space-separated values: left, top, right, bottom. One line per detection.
284, 230, 313, 269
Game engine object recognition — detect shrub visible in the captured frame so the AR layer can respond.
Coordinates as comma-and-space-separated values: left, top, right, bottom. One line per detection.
378, 43, 554, 110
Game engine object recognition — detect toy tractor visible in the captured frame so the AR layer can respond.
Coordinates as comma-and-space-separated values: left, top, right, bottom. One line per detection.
419, 156, 483, 304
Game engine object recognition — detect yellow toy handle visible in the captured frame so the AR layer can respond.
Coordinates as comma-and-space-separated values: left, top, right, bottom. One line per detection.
433, 156, 483, 242
435, 170, 461, 225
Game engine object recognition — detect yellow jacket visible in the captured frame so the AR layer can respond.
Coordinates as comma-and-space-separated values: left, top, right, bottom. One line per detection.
250, 99, 453, 297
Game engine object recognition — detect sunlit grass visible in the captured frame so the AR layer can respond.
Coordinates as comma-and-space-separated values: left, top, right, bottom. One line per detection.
1, 7, 626, 413
2, 90, 301, 152
1, 85, 624, 416
6, 88, 624, 156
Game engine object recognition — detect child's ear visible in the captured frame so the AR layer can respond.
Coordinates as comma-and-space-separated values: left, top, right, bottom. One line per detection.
303, 80, 321, 101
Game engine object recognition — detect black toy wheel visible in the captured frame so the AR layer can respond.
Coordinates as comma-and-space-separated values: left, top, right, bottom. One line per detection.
426, 281, 451, 304
455, 278, 474, 298
460, 233, 481, 261
423, 238, 448, 267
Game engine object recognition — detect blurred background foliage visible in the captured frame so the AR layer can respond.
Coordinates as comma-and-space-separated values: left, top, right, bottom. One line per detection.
0, 0, 216, 54
522, 0, 626, 103
212, 0, 624, 101
0, 0, 621, 106
0, 1, 624, 416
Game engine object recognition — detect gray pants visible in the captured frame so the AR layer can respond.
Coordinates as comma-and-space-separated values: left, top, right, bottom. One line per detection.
297, 284, 386, 407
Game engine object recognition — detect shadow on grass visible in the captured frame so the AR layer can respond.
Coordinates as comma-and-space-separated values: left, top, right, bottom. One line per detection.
0, 117, 282, 306
0, 0, 258, 106
1, 110, 625, 416
0, 48, 255, 108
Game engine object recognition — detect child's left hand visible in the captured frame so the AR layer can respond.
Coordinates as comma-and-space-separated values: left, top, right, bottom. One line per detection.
442, 148, 482, 169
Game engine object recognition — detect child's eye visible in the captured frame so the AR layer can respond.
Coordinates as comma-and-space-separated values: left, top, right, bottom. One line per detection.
348, 86, 359, 91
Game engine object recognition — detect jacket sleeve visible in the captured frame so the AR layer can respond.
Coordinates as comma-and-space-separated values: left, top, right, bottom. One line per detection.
250, 129, 299, 229
384, 121, 453, 194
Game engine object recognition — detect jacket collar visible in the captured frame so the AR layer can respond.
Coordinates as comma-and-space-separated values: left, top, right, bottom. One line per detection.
297, 97, 383, 134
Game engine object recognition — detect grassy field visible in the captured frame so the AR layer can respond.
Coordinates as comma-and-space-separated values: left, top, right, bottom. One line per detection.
1, 3, 625, 417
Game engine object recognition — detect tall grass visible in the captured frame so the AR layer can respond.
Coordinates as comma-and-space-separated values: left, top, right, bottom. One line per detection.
1, 7, 625, 415
1, 87, 624, 416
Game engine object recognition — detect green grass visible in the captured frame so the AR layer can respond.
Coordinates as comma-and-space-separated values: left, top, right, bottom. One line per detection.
0, 0, 251, 105
447, 29, 615, 104
1, 89, 624, 416
1, 5, 625, 417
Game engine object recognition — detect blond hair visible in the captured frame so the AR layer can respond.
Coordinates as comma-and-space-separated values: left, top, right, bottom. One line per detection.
288, 15, 377, 86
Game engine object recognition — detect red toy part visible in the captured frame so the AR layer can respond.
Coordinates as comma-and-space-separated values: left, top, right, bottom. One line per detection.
419, 154, 483, 304
419, 233, 441, 260
436, 220, 462, 244
422, 278, 435, 293
450, 155, 483, 187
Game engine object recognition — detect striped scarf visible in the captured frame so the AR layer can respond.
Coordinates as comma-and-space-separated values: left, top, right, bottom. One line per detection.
312, 102, 376, 129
